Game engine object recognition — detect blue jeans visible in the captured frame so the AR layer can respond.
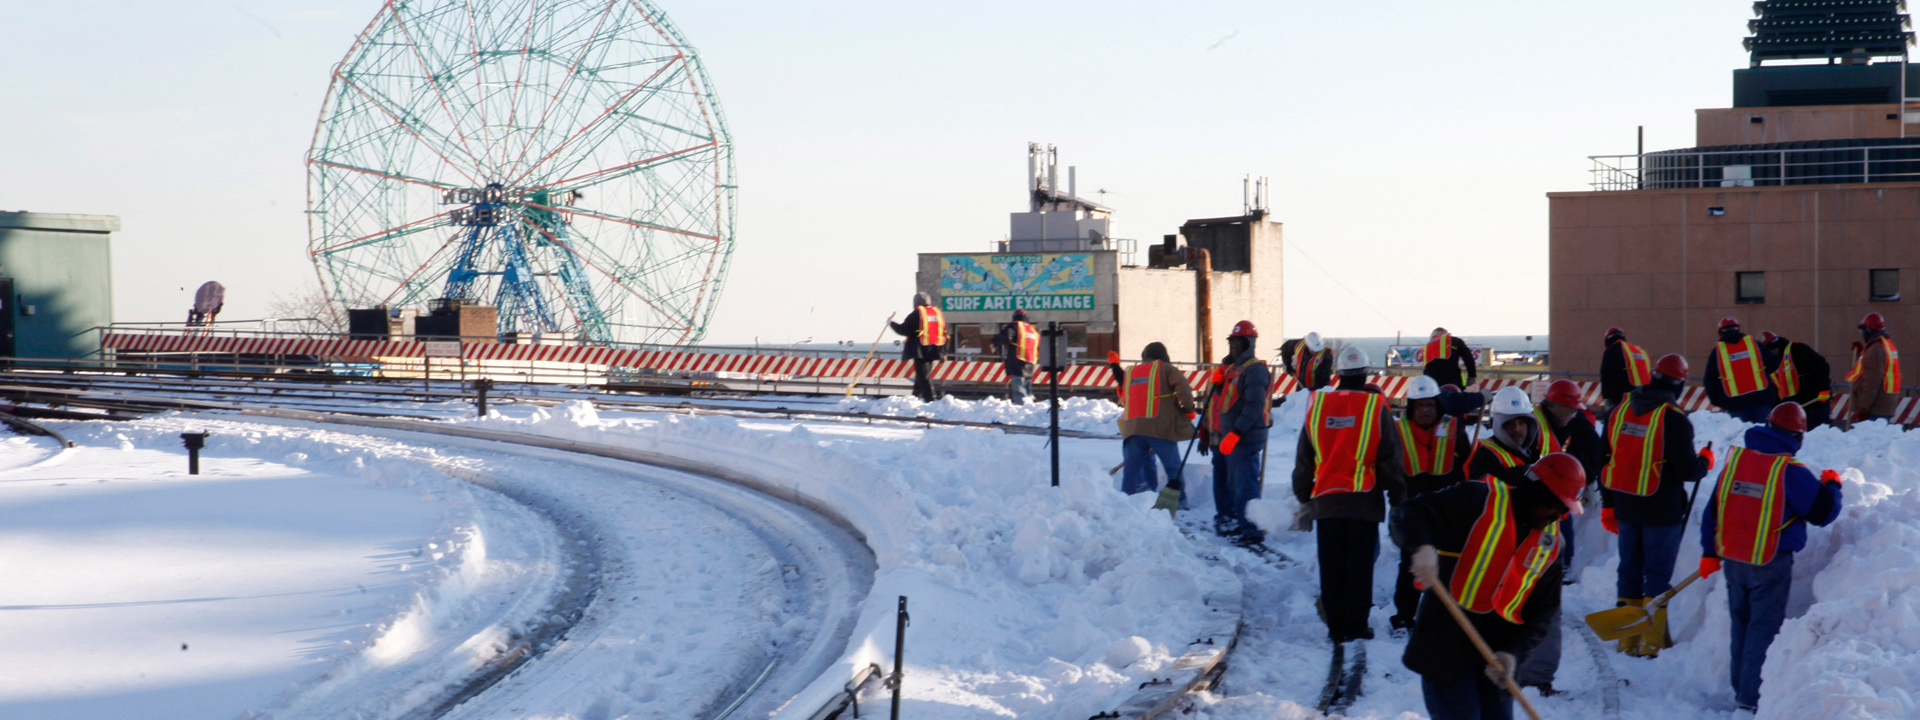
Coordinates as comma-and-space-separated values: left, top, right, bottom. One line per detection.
1727, 552, 1794, 708
1422, 672, 1512, 720
1007, 374, 1032, 404
1617, 521, 1685, 599
1121, 435, 1182, 495
1210, 438, 1264, 521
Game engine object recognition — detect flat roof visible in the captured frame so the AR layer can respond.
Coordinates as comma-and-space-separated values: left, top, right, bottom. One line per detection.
0, 211, 122, 234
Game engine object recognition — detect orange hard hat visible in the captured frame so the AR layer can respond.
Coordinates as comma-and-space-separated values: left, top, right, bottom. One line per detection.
1529, 453, 1587, 516
1230, 320, 1258, 338
1654, 353, 1689, 382
1768, 402, 1808, 434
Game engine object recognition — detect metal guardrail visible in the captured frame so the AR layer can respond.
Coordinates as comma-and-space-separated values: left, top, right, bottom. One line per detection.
1589, 143, 1920, 191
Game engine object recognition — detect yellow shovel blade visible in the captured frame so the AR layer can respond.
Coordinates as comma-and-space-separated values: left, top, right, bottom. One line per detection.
1585, 605, 1655, 642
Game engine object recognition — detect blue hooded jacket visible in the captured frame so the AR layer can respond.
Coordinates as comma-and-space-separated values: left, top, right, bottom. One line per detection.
1699, 425, 1843, 559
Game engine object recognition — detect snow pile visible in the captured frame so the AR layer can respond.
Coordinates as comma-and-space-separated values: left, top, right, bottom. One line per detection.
834, 394, 1123, 434
468, 397, 1234, 718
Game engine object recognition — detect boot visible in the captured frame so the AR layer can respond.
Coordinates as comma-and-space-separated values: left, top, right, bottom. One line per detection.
1644, 603, 1672, 654
1615, 598, 1643, 656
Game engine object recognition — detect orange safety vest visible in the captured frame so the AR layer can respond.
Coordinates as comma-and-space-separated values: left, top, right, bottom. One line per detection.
918, 306, 946, 347
1014, 321, 1039, 364
1712, 447, 1797, 566
1396, 416, 1457, 477
1207, 357, 1273, 434
1423, 332, 1453, 362
1600, 403, 1668, 496
1714, 335, 1769, 398
1771, 347, 1799, 399
1845, 337, 1902, 392
1622, 341, 1652, 387
1123, 362, 1164, 420
1295, 345, 1326, 387
1449, 478, 1562, 624
1531, 406, 1565, 457
1308, 391, 1385, 497
1471, 439, 1525, 471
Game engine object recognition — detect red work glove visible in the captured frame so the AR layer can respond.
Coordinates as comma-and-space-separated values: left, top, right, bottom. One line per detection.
1219, 432, 1242, 455
1699, 445, 1716, 470
1185, 412, 1198, 422
1107, 351, 1120, 365
1699, 557, 1722, 578
1601, 507, 1619, 535
1821, 469, 1843, 486
1209, 367, 1225, 385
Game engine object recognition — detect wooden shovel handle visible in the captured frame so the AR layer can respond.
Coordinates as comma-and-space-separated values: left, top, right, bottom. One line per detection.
1646, 570, 1703, 613
1427, 582, 1545, 720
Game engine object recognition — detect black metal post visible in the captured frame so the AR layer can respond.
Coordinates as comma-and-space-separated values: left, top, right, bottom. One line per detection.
474, 377, 493, 417
180, 432, 208, 475
1042, 322, 1064, 488
890, 595, 909, 720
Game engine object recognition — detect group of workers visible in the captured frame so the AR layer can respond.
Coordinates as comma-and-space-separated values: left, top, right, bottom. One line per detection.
888, 294, 1882, 717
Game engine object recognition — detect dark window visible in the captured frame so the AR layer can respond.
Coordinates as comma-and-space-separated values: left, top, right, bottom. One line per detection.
1736, 272, 1766, 304
1871, 269, 1901, 302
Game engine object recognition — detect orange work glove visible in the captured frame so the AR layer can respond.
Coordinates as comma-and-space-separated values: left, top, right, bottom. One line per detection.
1219, 431, 1241, 455
1699, 557, 1722, 578
1107, 350, 1121, 365
1185, 412, 1198, 422
1821, 469, 1843, 486
1209, 367, 1225, 385
1601, 507, 1619, 535
1699, 445, 1716, 470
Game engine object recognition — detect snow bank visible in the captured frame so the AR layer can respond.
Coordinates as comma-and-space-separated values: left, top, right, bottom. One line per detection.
834, 394, 1123, 434
467, 396, 1234, 718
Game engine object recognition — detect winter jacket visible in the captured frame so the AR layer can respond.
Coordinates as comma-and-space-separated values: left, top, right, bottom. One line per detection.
1392, 480, 1563, 684
889, 308, 944, 362
1421, 336, 1478, 389
1437, 387, 1487, 419
1762, 338, 1832, 406
1113, 359, 1197, 442
1280, 338, 1334, 391
1705, 329, 1779, 415
1599, 384, 1710, 527
1698, 426, 1842, 560
1541, 405, 1606, 486
1209, 346, 1273, 445
1292, 375, 1405, 522
1398, 414, 1473, 499
1466, 435, 1538, 486
1600, 339, 1634, 407
991, 322, 1032, 377
1851, 333, 1899, 419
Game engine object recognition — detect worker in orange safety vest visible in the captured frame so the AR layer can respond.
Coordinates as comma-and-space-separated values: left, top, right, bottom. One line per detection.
1600, 327, 1652, 411
1106, 342, 1197, 495
1203, 320, 1274, 541
888, 292, 946, 402
1846, 312, 1902, 423
1293, 345, 1404, 643
991, 309, 1041, 403
1705, 316, 1778, 424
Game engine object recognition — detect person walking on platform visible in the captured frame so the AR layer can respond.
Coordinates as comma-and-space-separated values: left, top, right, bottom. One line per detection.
1846, 312, 1901, 424
1389, 375, 1471, 635
1705, 317, 1778, 423
1600, 327, 1653, 411
1293, 345, 1404, 643
991, 310, 1040, 404
1759, 331, 1833, 429
889, 293, 946, 402
1598, 353, 1712, 657
1281, 331, 1334, 392
1698, 402, 1843, 712
1421, 327, 1478, 390
1109, 342, 1197, 495
1466, 387, 1542, 485
1393, 453, 1585, 720
1204, 321, 1274, 539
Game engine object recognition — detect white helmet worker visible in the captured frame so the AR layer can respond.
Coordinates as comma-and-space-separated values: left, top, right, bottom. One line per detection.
1406, 375, 1442, 400
1305, 331, 1325, 353
1335, 345, 1370, 373
1490, 386, 1533, 415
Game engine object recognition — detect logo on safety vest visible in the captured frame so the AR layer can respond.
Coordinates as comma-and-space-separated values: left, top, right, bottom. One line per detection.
1729, 351, 1749, 361
1730, 481, 1768, 499
1326, 416, 1358, 429
1621, 422, 1650, 438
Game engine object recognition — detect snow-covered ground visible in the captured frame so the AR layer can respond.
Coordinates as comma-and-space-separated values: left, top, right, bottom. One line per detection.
7, 386, 1919, 718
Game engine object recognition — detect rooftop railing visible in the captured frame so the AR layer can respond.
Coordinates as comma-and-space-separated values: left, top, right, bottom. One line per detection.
1589, 141, 1920, 191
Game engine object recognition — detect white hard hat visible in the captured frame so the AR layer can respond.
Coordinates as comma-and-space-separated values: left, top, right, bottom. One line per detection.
1305, 332, 1325, 353
1491, 386, 1533, 415
1406, 375, 1441, 400
1335, 345, 1370, 372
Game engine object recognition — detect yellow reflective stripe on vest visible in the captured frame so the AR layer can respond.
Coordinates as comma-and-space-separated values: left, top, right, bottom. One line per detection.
1623, 342, 1652, 386
1496, 522, 1561, 624
1477, 440, 1522, 469
1455, 480, 1511, 605
1772, 350, 1799, 399
1603, 405, 1666, 496
1716, 336, 1768, 396
1396, 416, 1455, 476
1532, 407, 1562, 456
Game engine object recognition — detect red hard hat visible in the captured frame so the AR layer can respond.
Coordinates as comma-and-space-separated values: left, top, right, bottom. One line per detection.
1545, 380, 1584, 409
1230, 320, 1258, 338
1654, 353, 1689, 382
1719, 316, 1740, 331
1768, 402, 1809, 434
1528, 453, 1587, 516
1760, 331, 1778, 344
1432, 327, 1448, 336
1364, 382, 1385, 394
1440, 384, 1462, 393
1862, 312, 1886, 332
1605, 327, 1625, 338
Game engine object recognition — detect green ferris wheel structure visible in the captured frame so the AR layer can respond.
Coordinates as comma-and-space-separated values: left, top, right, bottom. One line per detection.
306, 0, 736, 346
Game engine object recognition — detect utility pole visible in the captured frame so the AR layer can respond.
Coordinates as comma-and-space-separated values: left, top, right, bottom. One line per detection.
1042, 321, 1066, 487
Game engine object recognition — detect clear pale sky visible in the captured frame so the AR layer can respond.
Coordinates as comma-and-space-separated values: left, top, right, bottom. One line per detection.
3, 1, 1752, 345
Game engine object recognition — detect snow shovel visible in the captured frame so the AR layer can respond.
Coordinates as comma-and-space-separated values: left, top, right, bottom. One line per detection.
1585, 570, 1703, 643
1427, 581, 1544, 720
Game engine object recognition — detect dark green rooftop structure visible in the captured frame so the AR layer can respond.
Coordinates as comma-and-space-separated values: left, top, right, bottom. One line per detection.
1736, 0, 1920, 107
0, 212, 119, 360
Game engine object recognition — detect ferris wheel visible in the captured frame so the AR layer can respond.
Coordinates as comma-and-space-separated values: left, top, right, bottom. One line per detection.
306, 0, 735, 346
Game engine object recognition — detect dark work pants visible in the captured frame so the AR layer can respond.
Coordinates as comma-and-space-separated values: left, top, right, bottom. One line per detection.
1806, 400, 1831, 430
1727, 552, 1794, 708
1392, 541, 1421, 628
1210, 439, 1263, 522
911, 359, 937, 401
1515, 607, 1561, 687
1422, 671, 1512, 720
1617, 521, 1684, 599
1317, 518, 1379, 642
1121, 435, 1181, 495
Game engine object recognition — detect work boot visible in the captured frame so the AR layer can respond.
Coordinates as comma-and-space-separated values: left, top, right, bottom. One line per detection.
1644, 603, 1672, 654
1615, 598, 1643, 656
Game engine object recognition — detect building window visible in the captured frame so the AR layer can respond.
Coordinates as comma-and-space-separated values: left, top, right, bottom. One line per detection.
1871, 269, 1901, 302
1736, 272, 1766, 304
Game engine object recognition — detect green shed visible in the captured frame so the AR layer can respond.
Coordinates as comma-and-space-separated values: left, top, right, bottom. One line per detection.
0, 212, 118, 360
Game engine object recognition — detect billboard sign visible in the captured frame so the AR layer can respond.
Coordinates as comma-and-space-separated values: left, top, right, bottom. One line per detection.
938, 253, 1096, 312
